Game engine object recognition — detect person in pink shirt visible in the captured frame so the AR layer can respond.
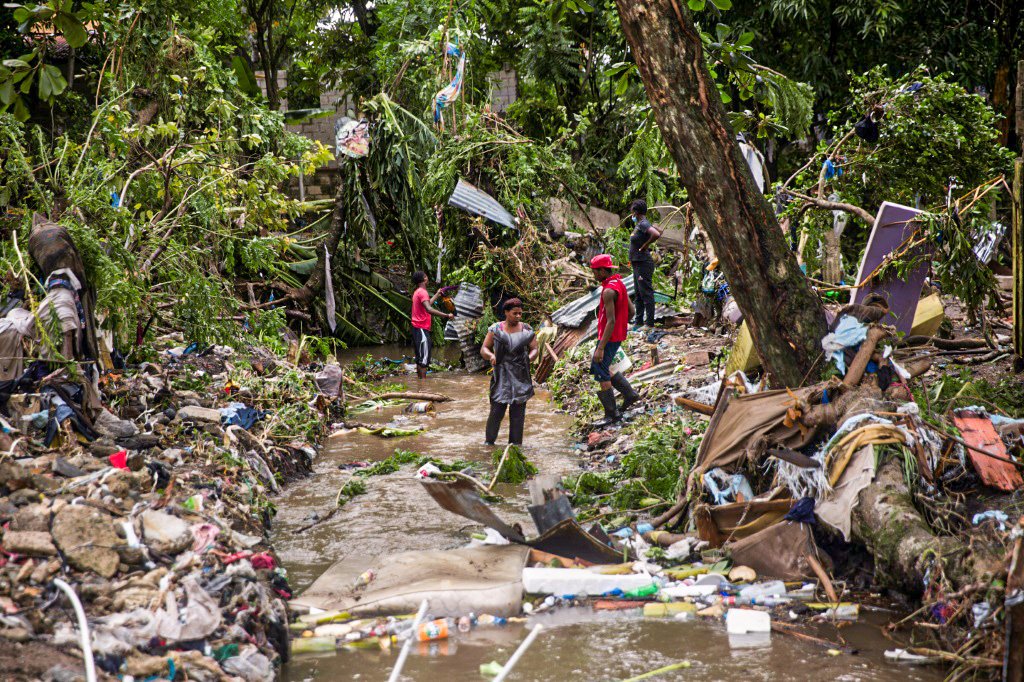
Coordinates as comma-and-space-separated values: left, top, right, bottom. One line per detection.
410, 271, 453, 380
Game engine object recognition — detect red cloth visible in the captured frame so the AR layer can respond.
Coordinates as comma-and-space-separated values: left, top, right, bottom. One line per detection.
411, 287, 432, 330
597, 274, 629, 342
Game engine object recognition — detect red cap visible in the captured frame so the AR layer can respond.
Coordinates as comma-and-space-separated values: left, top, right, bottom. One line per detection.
589, 254, 618, 269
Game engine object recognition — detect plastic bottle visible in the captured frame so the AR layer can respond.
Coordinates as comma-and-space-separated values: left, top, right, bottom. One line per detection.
416, 618, 450, 642
623, 583, 659, 599
714, 595, 791, 607
353, 570, 375, 588
738, 580, 787, 601
476, 614, 507, 626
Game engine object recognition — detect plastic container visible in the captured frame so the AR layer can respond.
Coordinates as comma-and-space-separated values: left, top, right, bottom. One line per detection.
406, 401, 435, 414
416, 618, 450, 642
725, 608, 771, 634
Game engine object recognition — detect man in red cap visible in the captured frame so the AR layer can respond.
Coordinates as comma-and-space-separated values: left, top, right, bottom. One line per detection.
589, 254, 641, 422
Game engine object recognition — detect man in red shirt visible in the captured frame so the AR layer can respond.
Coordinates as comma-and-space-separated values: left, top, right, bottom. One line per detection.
589, 255, 641, 422
411, 271, 454, 380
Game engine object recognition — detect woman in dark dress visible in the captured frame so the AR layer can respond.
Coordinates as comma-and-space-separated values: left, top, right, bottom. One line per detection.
480, 298, 538, 445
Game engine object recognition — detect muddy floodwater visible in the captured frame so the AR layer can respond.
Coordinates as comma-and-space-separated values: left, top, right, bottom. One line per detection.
274, 346, 942, 682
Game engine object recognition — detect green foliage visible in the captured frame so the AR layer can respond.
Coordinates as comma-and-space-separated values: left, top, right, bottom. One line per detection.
491, 445, 538, 485
565, 417, 704, 519
355, 448, 474, 477
916, 369, 1024, 419
831, 68, 1012, 208
337, 478, 368, 507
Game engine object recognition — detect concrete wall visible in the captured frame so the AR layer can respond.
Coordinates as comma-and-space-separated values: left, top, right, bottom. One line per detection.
490, 65, 517, 113
254, 70, 288, 111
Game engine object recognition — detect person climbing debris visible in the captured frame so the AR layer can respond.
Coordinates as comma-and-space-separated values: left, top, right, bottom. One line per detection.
410, 271, 454, 380
627, 199, 661, 330
480, 297, 538, 445
589, 254, 641, 423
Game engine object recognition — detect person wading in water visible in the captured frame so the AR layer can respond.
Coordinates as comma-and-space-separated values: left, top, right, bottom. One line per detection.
589, 255, 641, 423
410, 271, 453, 380
480, 298, 538, 445
627, 199, 661, 330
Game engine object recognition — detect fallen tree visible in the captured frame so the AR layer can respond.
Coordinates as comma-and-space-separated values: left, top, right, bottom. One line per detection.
613, 0, 828, 387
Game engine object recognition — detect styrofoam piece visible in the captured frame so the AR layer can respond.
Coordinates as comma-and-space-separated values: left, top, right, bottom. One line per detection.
725, 608, 771, 634
694, 573, 726, 586
521, 568, 654, 596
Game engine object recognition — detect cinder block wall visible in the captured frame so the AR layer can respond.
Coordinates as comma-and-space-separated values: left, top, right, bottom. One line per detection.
490, 65, 518, 113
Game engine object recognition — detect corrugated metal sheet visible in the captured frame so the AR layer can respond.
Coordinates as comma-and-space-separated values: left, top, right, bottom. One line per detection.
551, 275, 675, 329
443, 282, 488, 372
448, 179, 515, 228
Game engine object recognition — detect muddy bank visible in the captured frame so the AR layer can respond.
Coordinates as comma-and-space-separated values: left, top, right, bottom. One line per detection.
0, 339, 332, 681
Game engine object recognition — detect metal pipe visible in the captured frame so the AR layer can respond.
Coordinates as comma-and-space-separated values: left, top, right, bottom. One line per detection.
52, 579, 97, 682
493, 623, 544, 682
387, 599, 429, 682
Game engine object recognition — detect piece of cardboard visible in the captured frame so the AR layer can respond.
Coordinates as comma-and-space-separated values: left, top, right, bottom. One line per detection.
851, 201, 928, 335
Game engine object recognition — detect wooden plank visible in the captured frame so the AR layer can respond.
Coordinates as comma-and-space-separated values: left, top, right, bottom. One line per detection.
1013, 158, 1023, 360
1003, 515, 1024, 682
952, 412, 1024, 492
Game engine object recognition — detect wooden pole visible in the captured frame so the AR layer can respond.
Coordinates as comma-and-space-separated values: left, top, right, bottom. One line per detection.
1014, 158, 1023, 363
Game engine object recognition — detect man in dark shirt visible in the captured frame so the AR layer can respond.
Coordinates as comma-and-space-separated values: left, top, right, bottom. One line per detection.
627, 199, 661, 329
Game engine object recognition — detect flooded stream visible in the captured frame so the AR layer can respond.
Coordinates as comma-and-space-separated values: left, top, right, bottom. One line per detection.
274, 346, 942, 682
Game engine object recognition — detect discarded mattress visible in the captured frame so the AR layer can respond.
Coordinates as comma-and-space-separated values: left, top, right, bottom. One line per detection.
292, 544, 529, 618
695, 496, 795, 547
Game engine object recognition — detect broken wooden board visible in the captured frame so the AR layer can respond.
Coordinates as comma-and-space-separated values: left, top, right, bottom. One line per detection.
851, 201, 928, 335
952, 410, 1023, 492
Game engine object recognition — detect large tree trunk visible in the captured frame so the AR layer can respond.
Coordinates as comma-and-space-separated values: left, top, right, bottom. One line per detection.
613, 0, 827, 387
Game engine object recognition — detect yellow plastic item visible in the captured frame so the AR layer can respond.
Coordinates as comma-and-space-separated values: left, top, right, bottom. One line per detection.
910, 293, 944, 337
724, 322, 760, 377
662, 566, 709, 580
594, 562, 638, 575
643, 602, 697, 617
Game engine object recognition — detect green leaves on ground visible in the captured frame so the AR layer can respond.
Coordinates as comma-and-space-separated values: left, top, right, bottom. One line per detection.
491, 445, 538, 485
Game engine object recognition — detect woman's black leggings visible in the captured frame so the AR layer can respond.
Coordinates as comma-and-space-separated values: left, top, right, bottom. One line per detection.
486, 401, 526, 445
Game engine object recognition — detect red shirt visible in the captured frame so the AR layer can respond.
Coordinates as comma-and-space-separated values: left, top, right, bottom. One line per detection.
411, 288, 432, 330
597, 274, 629, 343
